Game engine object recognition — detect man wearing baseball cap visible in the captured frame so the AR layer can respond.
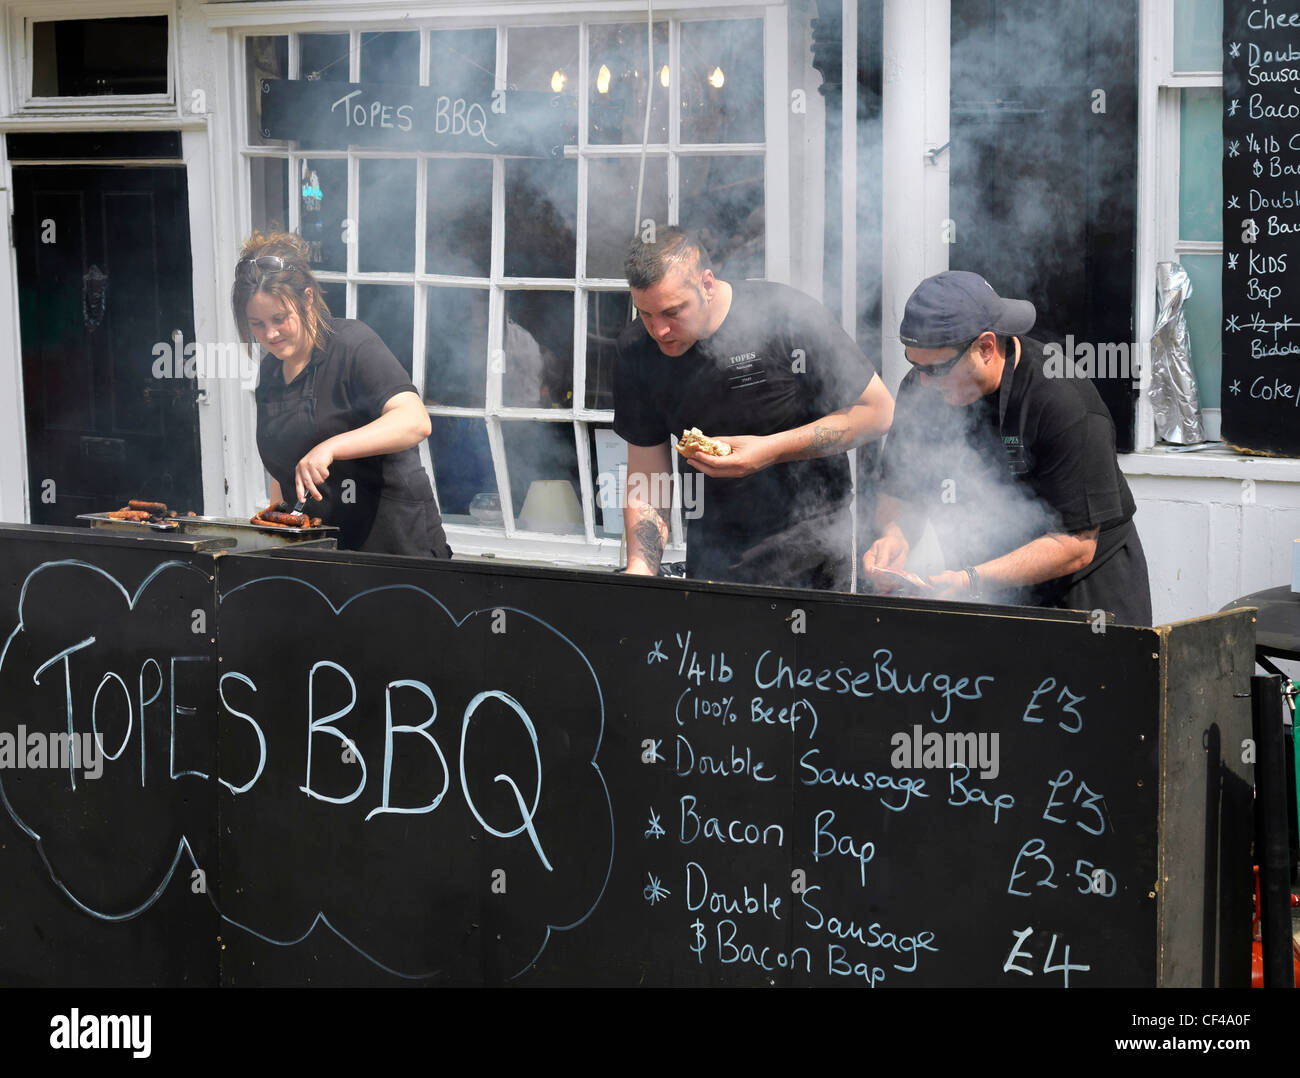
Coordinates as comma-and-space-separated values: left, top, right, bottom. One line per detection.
862, 270, 1150, 624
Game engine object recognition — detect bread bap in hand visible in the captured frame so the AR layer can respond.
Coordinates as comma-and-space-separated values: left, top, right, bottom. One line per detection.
675, 427, 732, 459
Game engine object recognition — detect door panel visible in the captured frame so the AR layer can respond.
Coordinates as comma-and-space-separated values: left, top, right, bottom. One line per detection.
949, 0, 1139, 450
13, 165, 202, 522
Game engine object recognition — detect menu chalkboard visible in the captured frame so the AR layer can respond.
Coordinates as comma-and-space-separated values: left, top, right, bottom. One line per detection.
0, 527, 1255, 987
1222, 0, 1300, 453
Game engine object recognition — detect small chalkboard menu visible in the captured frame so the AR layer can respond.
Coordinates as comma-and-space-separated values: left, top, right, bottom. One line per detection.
260, 79, 570, 156
1222, 1, 1300, 453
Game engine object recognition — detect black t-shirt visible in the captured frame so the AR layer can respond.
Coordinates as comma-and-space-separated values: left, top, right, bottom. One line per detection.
255, 317, 448, 557
614, 281, 875, 582
880, 337, 1139, 608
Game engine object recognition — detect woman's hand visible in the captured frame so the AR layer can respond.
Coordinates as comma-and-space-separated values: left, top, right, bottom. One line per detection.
295, 441, 335, 503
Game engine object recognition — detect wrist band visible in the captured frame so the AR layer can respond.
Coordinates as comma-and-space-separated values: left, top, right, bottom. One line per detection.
963, 566, 981, 599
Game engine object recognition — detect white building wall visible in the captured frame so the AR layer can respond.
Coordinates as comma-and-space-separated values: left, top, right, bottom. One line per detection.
1124, 455, 1300, 623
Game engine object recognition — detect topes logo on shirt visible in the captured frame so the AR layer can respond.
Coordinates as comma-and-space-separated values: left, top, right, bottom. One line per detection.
727, 352, 758, 365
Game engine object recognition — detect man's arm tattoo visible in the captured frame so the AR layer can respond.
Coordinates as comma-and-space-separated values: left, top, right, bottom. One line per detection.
631, 505, 670, 574
809, 424, 849, 450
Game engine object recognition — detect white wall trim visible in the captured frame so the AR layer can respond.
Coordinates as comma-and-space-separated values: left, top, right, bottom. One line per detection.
0, 179, 29, 523
212, 23, 266, 514
1133, 0, 1166, 452
763, 3, 790, 284
1124, 448, 1300, 484
880, 0, 948, 395
0, 116, 206, 132
785, 2, 822, 298
201, 0, 783, 31
837, 0, 854, 332
182, 124, 230, 517
0, 11, 25, 521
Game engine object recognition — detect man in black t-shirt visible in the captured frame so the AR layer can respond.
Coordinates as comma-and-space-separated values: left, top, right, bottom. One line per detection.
863, 271, 1151, 625
613, 228, 895, 589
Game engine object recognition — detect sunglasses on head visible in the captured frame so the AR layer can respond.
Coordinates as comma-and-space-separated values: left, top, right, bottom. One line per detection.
905, 335, 981, 377
237, 254, 287, 277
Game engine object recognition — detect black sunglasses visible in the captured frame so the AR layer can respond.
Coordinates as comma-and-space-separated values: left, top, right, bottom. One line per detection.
905, 336, 979, 378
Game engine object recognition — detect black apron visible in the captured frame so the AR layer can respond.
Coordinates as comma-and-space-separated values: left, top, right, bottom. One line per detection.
995, 342, 1148, 624
255, 359, 450, 558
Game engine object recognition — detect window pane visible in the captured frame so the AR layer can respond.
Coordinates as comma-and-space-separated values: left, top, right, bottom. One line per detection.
430, 28, 496, 99
246, 36, 288, 146
426, 159, 492, 277
589, 424, 626, 537
586, 158, 668, 279
1173, 0, 1222, 72
32, 17, 168, 97
360, 31, 418, 85
506, 25, 577, 95
505, 159, 577, 278
503, 292, 574, 408
250, 156, 289, 233
501, 422, 582, 534
296, 35, 351, 150
1179, 89, 1222, 242
429, 418, 498, 524
588, 22, 669, 145
317, 280, 347, 321
681, 19, 764, 144
300, 158, 348, 271
356, 285, 415, 376
425, 287, 489, 407
586, 291, 630, 411
680, 156, 765, 280
358, 158, 417, 272
299, 34, 351, 83
1180, 253, 1222, 410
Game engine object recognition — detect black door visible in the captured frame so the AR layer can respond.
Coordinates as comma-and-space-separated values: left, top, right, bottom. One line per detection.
949, 0, 1139, 450
13, 164, 202, 522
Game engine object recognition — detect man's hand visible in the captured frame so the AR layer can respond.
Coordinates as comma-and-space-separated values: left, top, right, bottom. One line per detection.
862, 493, 918, 594
922, 528, 1102, 600
927, 569, 972, 600
684, 373, 895, 481
861, 527, 910, 575
682, 434, 778, 478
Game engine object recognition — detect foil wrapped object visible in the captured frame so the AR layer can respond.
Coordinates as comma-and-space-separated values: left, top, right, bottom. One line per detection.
1150, 261, 1204, 445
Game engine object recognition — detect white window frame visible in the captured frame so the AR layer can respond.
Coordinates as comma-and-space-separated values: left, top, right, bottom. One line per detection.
1135, 0, 1223, 453
6, 0, 178, 114
218, 3, 791, 569
1123, 0, 1300, 481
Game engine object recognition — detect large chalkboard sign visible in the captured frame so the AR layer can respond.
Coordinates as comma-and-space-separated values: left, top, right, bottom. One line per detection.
1222, 1, 1300, 453
260, 79, 570, 156
0, 528, 1254, 986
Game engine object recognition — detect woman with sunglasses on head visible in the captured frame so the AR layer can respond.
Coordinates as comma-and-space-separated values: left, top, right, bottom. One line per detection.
232, 231, 450, 558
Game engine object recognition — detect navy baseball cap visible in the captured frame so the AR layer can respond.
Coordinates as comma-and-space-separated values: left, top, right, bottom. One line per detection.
899, 270, 1036, 348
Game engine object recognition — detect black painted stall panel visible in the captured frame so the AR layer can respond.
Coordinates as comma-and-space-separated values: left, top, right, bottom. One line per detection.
0, 531, 1253, 986
0, 525, 221, 985
209, 549, 1163, 986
